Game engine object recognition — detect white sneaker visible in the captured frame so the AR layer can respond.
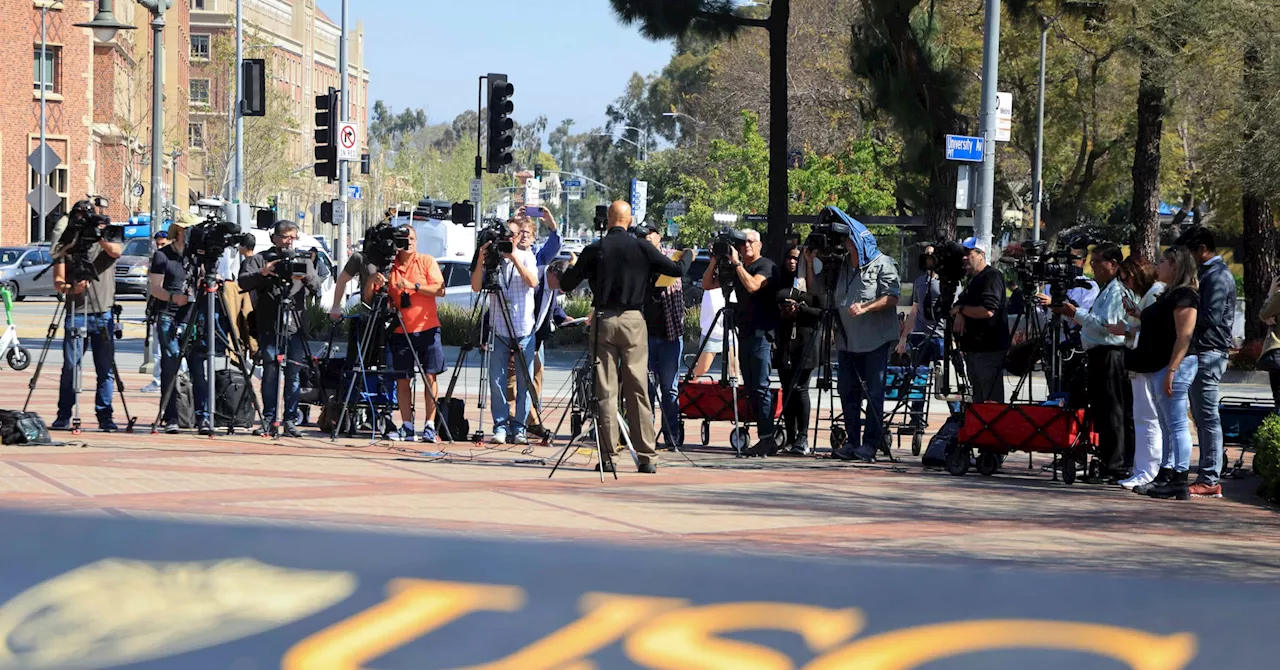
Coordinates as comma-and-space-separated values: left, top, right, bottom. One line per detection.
139, 381, 161, 393
1119, 474, 1152, 490
490, 430, 508, 445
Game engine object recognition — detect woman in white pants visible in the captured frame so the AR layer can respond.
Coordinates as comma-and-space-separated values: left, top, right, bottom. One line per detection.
1111, 258, 1165, 489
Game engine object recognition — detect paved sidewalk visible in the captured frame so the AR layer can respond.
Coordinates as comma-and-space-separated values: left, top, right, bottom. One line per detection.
5, 369, 1280, 584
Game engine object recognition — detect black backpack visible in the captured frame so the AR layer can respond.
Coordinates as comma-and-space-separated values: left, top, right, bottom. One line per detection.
214, 369, 257, 428
0, 410, 52, 446
922, 413, 963, 468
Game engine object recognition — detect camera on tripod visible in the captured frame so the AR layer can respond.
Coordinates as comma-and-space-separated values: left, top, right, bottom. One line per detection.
804, 220, 851, 262
186, 213, 255, 268
362, 222, 411, 272
999, 240, 1087, 306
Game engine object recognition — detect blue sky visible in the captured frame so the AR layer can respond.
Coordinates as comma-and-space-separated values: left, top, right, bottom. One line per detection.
315, 1, 676, 131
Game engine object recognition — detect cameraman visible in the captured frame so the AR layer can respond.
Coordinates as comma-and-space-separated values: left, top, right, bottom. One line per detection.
776, 243, 825, 455
470, 215, 539, 445
148, 213, 210, 434
703, 229, 782, 456
237, 221, 322, 438
951, 238, 1009, 404
50, 201, 124, 432
375, 225, 446, 443
805, 226, 901, 462
560, 201, 686, 473
896, 245, 960, 422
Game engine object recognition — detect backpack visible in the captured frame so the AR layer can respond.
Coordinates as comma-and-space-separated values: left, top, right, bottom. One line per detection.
0, 410, 52, 446
214, 369, 257, 428
922, 413, 963, 468
174, 372, 196, 429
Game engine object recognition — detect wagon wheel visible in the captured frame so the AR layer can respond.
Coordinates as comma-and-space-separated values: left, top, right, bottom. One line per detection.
946, 445, 971, 476
976, 451, 1000, 477
729, 427, 750, 455
1061, 455, 1077, 485
700, 420, 710, 446
911, 431, 923, 457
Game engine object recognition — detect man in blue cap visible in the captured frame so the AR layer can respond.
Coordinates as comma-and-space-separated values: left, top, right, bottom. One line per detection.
951, 237, 1010, 403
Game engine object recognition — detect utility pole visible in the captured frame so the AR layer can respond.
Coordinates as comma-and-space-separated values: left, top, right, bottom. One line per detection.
234, 0, 244, 212
38, 5, 48, 242
337, 0, 350, 271
148, 4, 166, 241
1032, 15, 1051, 243
975, 0, 1002, 252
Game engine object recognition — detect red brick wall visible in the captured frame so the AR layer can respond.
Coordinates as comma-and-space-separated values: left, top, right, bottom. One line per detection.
0, 0, 96, 244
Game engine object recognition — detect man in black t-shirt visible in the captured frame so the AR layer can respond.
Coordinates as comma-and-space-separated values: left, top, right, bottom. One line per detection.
148, 213, 212, 434
951, 238, 1009, 403
703, 229, 782, 455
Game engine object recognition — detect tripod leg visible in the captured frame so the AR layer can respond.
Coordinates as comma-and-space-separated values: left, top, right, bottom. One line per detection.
22, 297, 68, 413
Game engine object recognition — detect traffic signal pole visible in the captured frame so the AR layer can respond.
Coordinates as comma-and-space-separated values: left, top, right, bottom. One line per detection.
975, 0, 1002, 252
336, 0, 349, 271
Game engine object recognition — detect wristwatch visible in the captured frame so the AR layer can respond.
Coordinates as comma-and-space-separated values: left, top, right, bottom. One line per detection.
414, 282, 421, 294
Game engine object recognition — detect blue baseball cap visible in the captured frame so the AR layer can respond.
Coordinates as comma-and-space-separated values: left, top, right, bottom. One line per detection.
961, 236, 989, 255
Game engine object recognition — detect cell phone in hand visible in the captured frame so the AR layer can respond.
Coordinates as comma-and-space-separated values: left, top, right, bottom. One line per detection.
525, 206, 542, 219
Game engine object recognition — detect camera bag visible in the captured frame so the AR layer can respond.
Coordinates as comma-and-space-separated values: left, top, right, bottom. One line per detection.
0, 410, 52, 446
214, 369, 257, 428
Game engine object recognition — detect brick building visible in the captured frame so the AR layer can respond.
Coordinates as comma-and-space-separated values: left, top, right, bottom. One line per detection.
188, 0, 369, 235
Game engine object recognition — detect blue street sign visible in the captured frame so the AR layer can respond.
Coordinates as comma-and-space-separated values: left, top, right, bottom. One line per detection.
945, 135, 985, 162
348, 185, 362, 200
563, 179, 583, 188
297, 211, 306, 221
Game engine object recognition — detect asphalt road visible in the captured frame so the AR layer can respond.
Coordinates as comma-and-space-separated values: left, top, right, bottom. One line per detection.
0, 509, 1273, 669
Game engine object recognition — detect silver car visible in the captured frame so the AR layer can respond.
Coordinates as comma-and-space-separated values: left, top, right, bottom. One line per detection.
114, 237, 156, 295
437, 259, 481, 310
0, 247, 56, 300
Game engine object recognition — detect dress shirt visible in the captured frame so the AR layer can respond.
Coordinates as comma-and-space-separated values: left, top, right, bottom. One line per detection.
1074, 276, 1132, 349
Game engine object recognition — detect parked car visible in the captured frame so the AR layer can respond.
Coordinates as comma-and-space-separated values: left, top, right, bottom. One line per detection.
114, 237, 156, 296
0, 246, 56, 300
437, 259, 480, 310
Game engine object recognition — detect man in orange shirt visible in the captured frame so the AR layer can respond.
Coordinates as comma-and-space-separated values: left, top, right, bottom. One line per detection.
376, 225, 447, 443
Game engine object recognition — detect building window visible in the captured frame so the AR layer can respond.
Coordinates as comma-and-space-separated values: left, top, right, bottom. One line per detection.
189, 78, 210, 106
190, 34, 210, 60
190, 0, 206, 9
33, 46, 60, 93
188, 122, 205, 149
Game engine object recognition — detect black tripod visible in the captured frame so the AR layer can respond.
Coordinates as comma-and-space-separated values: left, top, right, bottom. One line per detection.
22, 256, 138, 434
682, 282, 747, 455
150, 265, 264, 435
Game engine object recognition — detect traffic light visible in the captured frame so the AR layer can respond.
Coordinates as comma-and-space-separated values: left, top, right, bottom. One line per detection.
486, 73, 514, 174
320, 200, 334, 224
313, 87, 338, 183
267, 195, 277, 213
534, 164, 543, 180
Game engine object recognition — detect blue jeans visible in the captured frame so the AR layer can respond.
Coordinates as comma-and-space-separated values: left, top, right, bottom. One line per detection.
490, 333, 535, 435
1191, 349, 1229, 484
648, 336, 683, 448
261, 331, 306, 426
57, 311, 115, 424
737, 328, 775, 442
157, 311, 209, 425
838, 343, 890, 457
1150, 356, 1198, 473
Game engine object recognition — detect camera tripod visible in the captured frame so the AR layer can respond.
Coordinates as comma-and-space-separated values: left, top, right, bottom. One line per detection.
150, 266, 264, 435
22, 257, 138, 435
329, 281, 456, 445
682, 281, 749, 456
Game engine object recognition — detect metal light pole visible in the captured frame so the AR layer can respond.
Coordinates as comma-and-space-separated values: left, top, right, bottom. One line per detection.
169, 148, 183, 219
1031, 15, 1052, 243
336, 0, 350, 271
975, 0, 1002, 252
38, 4, 48, 242
234, 0, 244, 208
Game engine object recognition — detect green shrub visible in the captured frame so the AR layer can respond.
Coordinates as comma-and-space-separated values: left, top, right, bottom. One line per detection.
684, 305, 702, 348
437, 303, 473, 347
1253, 414, 1280, 502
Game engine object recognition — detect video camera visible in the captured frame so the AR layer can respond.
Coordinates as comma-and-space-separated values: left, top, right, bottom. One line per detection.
186, 212, 255, 270
708, 226, 748, 286
804, 219, 851, 261
998, 239, 1088, 306
361, 222, 412, 272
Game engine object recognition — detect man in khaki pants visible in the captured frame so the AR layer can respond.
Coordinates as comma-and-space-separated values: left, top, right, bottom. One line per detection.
560, 201, 691, 473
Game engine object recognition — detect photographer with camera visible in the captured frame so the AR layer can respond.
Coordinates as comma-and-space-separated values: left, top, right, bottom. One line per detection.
637, 224, 694, 451
470, 215, 539, 445
802, 224, 901, 462
372, 225, 446, 443
500, 207, 564, 438
776, 243, 825, 455
896, 245, 961, 422
560, 201, 686, 473
49, 200, 124, 432
951, 238, 1009, 404
703, 229, 781, 455
1050, 242, 1134, 482
148, 212, 211, 434
237, 221, 322, 438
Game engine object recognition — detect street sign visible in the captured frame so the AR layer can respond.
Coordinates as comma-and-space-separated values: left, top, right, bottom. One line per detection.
331, 199, 347, 226
995, 92, 1013, 143
337, 122, 359, 161
945, 135, 985, 162
26, 184, 60, 218
347, 185, 362, 200
956, 165, 973, 209
469, 178, 483, 203
742, 214, 768, 224
563, 179, 583, 188
630, 179, 648, 223
567, 189, 583, 201
26, 142, 60, 175
667, 219, 679, 238
297, 211, 306, 221
664, 200, 687, 220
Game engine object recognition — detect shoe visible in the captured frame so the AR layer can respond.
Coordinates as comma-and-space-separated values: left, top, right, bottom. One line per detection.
833, 444, 874, 462
419, 425, 438, 444
787, 437, 812, 456
164, 423, 180, 435
139, 381, 160, 393
98, 419, 119, 433
510, 432, 529, 446
198, 424, 215, 436
638, 463, 658, 474
390, 423, 415, 442
281, 422, 302, 439
1105, 469, 1133, 485
1133, 468, 1173, 495
252, 427, 267, 437
1147, 470, 1190, 500
526, 424, 551, 440
594, 459, 616, 473
1119, 474, 1152, 490
1188, 482, 1223, 498
490, 430, 508, 445
51, 418, 70, 431
747, 436, 779, 458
